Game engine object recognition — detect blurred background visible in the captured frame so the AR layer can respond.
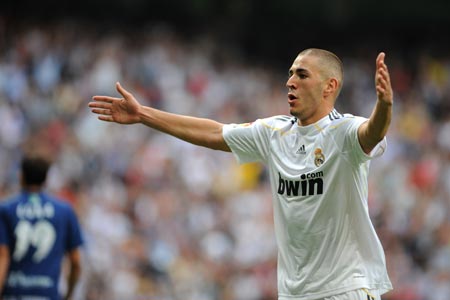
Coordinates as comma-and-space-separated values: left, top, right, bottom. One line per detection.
1, 0, 450, 299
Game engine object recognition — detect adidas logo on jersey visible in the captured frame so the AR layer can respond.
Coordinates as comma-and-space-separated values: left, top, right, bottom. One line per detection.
296, 144, 306, 154
277, 171, 324, 197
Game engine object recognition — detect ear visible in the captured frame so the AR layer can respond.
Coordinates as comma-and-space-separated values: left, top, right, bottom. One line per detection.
323, 78, 339, 98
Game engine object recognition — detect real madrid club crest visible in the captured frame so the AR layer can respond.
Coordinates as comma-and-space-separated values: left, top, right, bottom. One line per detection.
314, 148, 325, 167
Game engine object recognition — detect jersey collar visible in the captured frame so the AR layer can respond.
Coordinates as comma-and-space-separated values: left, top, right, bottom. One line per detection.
295, 109, 340, 134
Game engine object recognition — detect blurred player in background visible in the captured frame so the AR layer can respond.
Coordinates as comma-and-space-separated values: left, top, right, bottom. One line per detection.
0, 154, 83, 300
89, 48, 393, 300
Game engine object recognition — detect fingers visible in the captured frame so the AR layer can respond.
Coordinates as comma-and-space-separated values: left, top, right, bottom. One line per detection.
375, 52, 393, 103
376, 72, 390, 93
88, 95, 118, 116
89, 104, 114, 123
376, 52, 390, 82
90, 108, 112, 116
377, 66, 391, 89
98, 115, 114, 122
90, 84, 127, 104
376, 53, 388, 78
89, 98, 114, 121
92, 95, 121, 102
376, 85, 387, 95
376, 52, 385, 67
88, 83, 133, 124
88, 101, 112, 109
116, 82, 132, 98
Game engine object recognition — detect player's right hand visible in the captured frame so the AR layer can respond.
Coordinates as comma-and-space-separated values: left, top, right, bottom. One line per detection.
89, 82, 141, 124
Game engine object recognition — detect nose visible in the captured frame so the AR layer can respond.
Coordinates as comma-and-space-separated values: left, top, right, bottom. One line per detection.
286, 75, 296, 90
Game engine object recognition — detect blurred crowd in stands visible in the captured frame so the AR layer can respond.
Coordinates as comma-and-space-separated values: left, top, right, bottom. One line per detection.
1, 21, 450, 300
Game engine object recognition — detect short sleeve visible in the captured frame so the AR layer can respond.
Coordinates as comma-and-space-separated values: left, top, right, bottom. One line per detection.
223, 119, 271, 164
343, 116, 387, 164
0, 206, 8, 245
65, 206, 83, 252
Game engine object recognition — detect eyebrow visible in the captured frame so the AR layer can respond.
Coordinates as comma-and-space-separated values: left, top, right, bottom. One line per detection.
288, 67, 310, 76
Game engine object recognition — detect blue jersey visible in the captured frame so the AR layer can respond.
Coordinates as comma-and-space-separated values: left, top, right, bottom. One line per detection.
0, 191, 83, 300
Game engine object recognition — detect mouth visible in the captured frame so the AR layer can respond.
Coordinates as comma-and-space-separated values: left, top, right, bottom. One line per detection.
288, 93, 297, 101
288, 93, 298, 106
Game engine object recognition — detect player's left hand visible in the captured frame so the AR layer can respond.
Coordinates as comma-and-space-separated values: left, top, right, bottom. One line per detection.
375, 52, 393, 105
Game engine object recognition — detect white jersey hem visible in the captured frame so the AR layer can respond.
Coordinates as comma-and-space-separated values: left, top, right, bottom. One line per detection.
278, 282, 393, 300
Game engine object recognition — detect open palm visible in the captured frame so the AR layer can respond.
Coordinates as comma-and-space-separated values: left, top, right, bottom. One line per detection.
89, 82, 141, 124
375, 52, 393, 105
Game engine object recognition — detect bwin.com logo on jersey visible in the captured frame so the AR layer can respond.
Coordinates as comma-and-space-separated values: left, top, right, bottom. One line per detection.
277, 171, 324, 197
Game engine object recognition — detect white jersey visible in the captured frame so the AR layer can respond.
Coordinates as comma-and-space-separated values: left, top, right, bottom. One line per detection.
223, 109, 392, 300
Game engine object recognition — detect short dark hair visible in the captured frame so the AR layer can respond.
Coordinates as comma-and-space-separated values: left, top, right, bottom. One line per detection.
298, 48, 344, 96
21, 155, 51, 186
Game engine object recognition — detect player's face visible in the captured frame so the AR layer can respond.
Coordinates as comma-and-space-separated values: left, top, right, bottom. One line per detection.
286, 54, 328, 125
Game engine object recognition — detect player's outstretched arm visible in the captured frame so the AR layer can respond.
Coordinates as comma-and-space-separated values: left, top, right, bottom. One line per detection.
89, 82, 231, 152
358, 52, 393, 154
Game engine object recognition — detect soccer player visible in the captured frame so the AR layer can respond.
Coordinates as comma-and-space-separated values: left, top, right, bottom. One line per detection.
0, 155, 84, 300
88, 48, 393, 300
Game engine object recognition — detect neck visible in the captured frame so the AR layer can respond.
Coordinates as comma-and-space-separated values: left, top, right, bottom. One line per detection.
22, 185, 43, 193
296, 107, 335, 126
